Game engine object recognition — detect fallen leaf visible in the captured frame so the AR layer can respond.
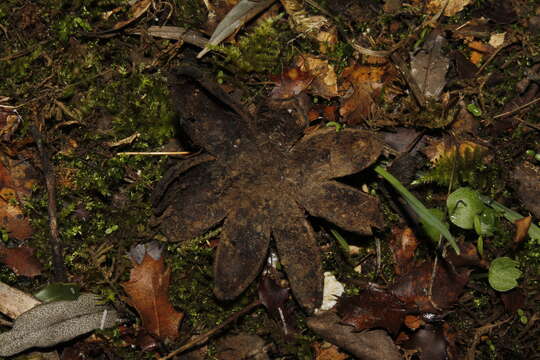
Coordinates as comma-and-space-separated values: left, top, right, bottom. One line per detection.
197, 0, 275, 58
427, 0, 472, 16
0, 202, 33, 240
390, 227, 419, 275
258, 275, 296, 337
111, 0, 152, 31
489, 32, 506, 48
403, 324, 448, 360
512, 161, 540, 218
0, 245, 42, 277
313, 342, 348, 360
122, 243, 183, 339
500, 288, 525, 313
0, 294, 118, 357
215, 333, 269, 360
339, 63, 388, 125
270, 67, 314, 100
0, 107, 21, 142
390, 261, 470, 312
337, 287, 406, 335
514, 216, 532, 244
297, 55, 338, 99
410, 30, 449, 99
307, 311, 401, 360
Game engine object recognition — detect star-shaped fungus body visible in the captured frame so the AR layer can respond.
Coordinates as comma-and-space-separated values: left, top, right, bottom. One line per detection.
152, 66, 384, 312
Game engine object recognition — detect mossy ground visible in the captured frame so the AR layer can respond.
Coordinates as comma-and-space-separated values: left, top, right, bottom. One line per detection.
0, 0, 539, 358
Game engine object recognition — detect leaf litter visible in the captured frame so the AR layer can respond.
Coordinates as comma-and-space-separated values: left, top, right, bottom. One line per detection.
1, 0, 540, 358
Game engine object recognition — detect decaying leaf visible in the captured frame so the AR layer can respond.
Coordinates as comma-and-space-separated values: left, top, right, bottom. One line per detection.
427, 0, 472, 17
0, 294, 118, 357
312, 342, 348, 360
390, 261, 470, 312
390, 227, 419, 275
111, 0, 151, 31
270, 67, 314, 100
0, 154, 37, 240
339, 61, 394, 125
0, 245, 42, 277
512, 161, 540, 218
307, 311, 401, 360
258, 276, 296, 336
154, 65, 384, 311
297, 55, 338, 99
0, 107, 21, 142
410, 30, 449, 99
514, 215, 532, 244
337, 287, 406, 335
122, 242, 184, 339
215, 333, 270, 360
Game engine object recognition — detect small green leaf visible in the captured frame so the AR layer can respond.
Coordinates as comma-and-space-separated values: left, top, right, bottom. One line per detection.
474, 208, 497, 236
375, 165, 460, 254
479, 195, 540, 241
105, 224, 119, 234
447, 187, 485, 229
467, 103, 482, 117
34, 283, 80, 303
330, 228, 350, 255
488, 257, 521, 292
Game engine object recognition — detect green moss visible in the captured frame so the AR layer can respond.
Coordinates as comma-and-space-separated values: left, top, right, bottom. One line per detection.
413, 146, 501, 191
213, 16, 293, 75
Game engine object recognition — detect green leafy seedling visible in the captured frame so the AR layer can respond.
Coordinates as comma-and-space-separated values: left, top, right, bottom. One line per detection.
479, 195, 540, 242
488, 257, 522, 292
375, 165, 460, 254
473, 207, 497, 236
447, 187, 485, 230
467, 103, 482, 117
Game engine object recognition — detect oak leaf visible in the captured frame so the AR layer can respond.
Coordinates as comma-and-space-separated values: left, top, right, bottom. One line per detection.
122, 245, 183, 339
0, 245, 42, 277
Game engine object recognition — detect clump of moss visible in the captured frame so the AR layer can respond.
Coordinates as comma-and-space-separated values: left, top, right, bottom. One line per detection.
413, 145, 499, 191
214, 16, 292, 74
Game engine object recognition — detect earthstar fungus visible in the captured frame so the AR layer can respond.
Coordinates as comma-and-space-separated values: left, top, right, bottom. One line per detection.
152, 66, 384, 311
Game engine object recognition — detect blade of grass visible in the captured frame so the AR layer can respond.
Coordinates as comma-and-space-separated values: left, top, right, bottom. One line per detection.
375, 165, 460, 254
479, 195, 540, 241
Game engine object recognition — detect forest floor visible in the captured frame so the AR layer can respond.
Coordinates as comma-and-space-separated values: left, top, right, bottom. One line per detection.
0, 0, 539, 359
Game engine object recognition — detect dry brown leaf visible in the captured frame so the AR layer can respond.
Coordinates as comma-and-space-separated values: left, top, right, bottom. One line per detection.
111, 0, 151, 31
0, 201, 33, 240
427, 0, 472, 16
122, 253, 183, 339
313, 342, 348, 360
0, 245, 42, 277
298, 55, 338, 99
270, 67, 314, 100
339, 63, 388, 125
514, 216, 532, 244
390, 227, 419, 275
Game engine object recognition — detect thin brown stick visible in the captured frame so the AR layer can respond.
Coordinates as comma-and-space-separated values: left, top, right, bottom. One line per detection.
391, 52, 427, 107
158, 300, 261, 360
30, 122, 67, 282
465, 317, 511, 360
493, 97, 540, 119
117, 151, 190, 156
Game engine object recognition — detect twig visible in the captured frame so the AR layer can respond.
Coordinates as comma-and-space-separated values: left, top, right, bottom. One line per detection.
158, 299, 261, 360
117, 151, 190, 156
30, 122, 67, 282
391, 52, 427, 107
465, 317, 511, 360
493, 97, 540, 119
